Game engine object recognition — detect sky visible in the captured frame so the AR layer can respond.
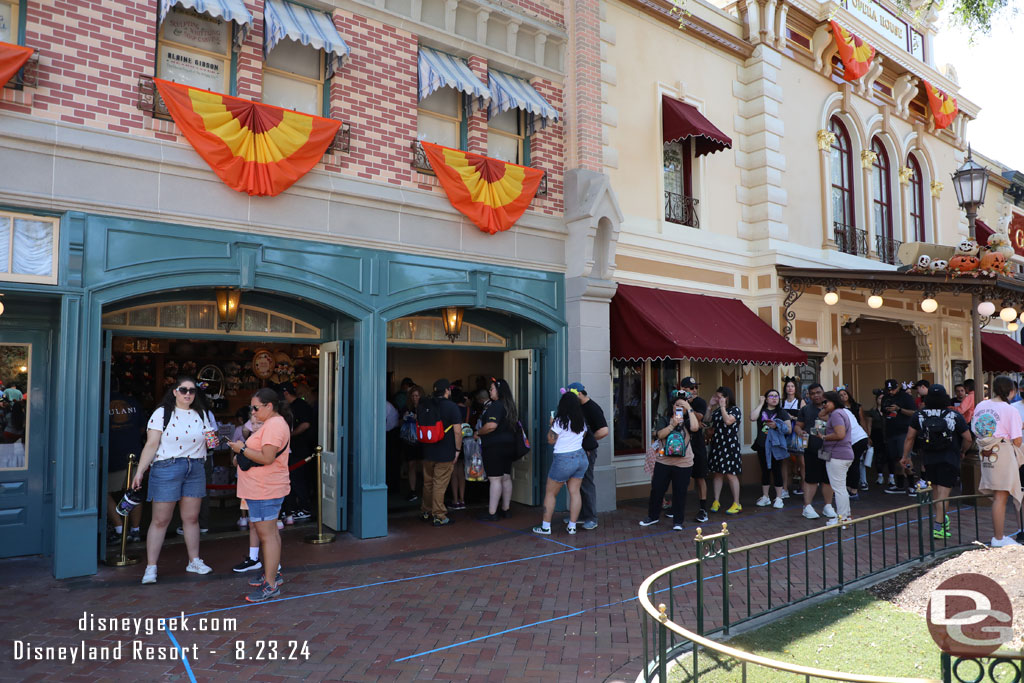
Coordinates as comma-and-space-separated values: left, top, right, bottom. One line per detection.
932, 7, 1024, 172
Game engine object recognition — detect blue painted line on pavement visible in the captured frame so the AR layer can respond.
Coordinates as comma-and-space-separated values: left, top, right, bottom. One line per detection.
163, 622, 198, 683
475, 518, 578, 549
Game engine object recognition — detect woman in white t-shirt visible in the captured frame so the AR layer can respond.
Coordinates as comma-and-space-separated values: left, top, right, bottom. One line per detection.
533, 389, 588, 536
131, 376, 215, 584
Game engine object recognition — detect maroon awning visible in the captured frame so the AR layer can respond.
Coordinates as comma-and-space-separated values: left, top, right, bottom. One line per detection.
662, 95, 732, 157
975, 219, 993, 246
981, 332, 1024, 372
610, 284, 807, 365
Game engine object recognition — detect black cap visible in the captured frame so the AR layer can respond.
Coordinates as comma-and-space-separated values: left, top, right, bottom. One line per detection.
680, 376, 700, 389
279, 381, 296, 395
885, 379, 899, 390
433, 378, 451, 395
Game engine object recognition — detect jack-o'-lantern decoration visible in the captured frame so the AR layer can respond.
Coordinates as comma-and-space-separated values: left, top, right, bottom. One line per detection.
980, 251, 1006, 273
948, 254, 980, 273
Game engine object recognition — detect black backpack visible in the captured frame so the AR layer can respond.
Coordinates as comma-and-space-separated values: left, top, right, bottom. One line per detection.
920, 411, 954, 452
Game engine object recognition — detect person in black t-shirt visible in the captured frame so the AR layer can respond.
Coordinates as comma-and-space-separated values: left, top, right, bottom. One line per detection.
880, 379, 918, 493
419, 379, 463, 526
281, 382, 316, 520
677, 377, 710, 523
477, 378, 519, 521
560, 382, 608, 530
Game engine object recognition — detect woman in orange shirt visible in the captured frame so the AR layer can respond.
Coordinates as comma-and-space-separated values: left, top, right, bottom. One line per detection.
228, 388, 292, 603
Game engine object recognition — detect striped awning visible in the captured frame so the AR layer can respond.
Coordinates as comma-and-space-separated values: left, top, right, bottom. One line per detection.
159, 0, 254, 46
264, 0, 351, 76
488, 70, 559, 133
418, 47, 490, 111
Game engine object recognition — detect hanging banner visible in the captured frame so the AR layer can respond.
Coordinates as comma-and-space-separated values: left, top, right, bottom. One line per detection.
154, 78, 341, 197
419, 141, 544, 235
923, 81, 958, 130
829, 21, 875, 82
0, 41, 33, 90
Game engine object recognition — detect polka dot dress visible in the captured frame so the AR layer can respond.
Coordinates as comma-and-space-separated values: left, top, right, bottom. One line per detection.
708, 405, 743, 476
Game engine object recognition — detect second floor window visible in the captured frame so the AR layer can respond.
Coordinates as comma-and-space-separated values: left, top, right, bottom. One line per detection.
0, 0, 20, 44
488, 108, 525, 163
871, 137, 894, 242
417, 88, 463, 149
157, 6, 231, 94
908, 154, 926, 242
829, 116, 855, 230
663, 140, 696, 228
262, 38, 325, 115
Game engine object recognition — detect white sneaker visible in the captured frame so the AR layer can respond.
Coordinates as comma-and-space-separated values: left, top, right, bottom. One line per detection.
141, 565, 157, 584
876, 474, 884, 485
755, 496, 771, 507
779, 490, 790, 500
237, 517, 249, 529
276, 519, 284, 530
802, 505, 819, 519
186, 558, 213, 575
825, 517, 839, 527
822, 504, 838, 519
991, 536, 1021, 547
773, 498, 784, 509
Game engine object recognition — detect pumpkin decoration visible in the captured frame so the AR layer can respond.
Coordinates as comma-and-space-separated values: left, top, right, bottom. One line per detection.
948, 254, 980, 272
979, 251, 1006, 274
955, 238, 980, 257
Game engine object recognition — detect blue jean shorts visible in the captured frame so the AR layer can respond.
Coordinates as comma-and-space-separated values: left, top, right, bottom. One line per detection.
548, 449, 589, 483
247, 497, 286, 523
147, 457, 206, 502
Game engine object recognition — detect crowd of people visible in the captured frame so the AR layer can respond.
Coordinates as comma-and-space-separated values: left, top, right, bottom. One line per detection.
633, 375, 1024, 546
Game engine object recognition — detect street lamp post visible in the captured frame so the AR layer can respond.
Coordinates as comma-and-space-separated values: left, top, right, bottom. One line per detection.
952, 145, 989, 394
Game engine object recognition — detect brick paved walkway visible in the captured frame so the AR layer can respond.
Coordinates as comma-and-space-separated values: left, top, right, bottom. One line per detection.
0, 488, 998, 682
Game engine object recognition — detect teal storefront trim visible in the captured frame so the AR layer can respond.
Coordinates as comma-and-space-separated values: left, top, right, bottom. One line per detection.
7, 211, 565, 579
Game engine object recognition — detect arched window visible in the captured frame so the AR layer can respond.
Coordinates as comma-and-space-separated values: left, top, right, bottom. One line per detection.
830, 117, 859, 255
908, 154, 926, 242
871, 137, 895, 262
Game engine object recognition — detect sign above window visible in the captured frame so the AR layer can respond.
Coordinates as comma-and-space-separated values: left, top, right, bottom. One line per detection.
840, 0, 925, 61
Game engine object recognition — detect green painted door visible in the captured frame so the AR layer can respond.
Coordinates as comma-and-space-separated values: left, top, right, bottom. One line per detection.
506, 349, 538, 505
0, 330, 48, 557
317, 341, 349, 531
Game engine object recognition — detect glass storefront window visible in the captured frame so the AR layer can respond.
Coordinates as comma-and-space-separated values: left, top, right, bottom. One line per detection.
157, 7, 231, 93
0, 344, 28, 470
612, 360, 644, 455
650, 360, 679, 429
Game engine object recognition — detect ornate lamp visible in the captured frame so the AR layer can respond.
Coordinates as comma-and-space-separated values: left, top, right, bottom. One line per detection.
441, 306, 465, 342
215, 288, 241, 332
951, 146, 988, 212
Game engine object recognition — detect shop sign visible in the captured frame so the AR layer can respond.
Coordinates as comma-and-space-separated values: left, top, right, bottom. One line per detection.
1009, 213, 1024, 257
841, 0, 925, 60
160, 46, 225, 93
163, 8, 229, 55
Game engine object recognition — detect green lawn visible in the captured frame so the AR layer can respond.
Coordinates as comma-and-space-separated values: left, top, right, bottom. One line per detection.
667, 590, 942, 682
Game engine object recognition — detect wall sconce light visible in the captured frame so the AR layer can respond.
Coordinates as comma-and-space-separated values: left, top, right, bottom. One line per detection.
824, 287, 839, 306
441, 306, 465, 343
215, 288, 241, 332
920, 296, 938, 313
867, 295, 884, 309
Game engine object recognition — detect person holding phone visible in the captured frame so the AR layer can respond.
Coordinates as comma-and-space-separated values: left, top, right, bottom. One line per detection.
750, 389, 791, 509
708, 387, 743, 515
639, 392, 700, 529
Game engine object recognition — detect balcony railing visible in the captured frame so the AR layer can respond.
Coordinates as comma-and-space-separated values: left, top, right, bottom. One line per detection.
136, 75, 169, 117
875, 234, 902, 265
664, 191, 699, 228
833, 222, 867, 257
410, 140, 547, 196
4, 52, 38, 89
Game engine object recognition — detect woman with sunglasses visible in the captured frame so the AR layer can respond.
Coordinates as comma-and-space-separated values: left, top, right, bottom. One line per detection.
132, 376, 215, 585
228, 388, 293, 601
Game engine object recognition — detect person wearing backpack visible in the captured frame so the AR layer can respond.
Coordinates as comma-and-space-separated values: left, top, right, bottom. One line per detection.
533, 389, 590, 535
417, 379, 463, 526
749, 389, 791, 509
639, 392, 700, 530
902, 385, 972, 540
399, 386, 424, 502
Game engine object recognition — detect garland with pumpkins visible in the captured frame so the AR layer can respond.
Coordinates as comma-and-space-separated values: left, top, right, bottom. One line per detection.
898, 218, 1015, 278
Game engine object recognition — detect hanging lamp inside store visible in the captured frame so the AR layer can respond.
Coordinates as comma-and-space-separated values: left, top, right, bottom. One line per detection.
216, 288, 242, 332
442, 307, 465, 342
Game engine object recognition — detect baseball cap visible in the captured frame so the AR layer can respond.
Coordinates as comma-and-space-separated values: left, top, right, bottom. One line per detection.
278, 381, 296, 395
433, 378, 451, 395
567, 382, 587, 395
930, 383, 947, 396
680, 376, 700, 389
885, 379, 899, 390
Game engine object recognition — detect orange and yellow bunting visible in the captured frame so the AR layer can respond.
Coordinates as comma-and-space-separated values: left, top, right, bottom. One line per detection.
419, 141, 544, 235
154, 79, 341, 197
923, 81, 959, 130
0, 42, 33, 90
830, 21, 875, 82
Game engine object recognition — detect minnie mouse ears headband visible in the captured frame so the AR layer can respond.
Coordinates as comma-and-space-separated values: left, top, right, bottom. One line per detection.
835, 384, 848, 392
782, 376, 798, 385
559, 387, 581, 396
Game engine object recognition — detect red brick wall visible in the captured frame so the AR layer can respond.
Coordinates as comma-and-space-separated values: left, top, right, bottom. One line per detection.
1, 0, 564, 213
569, 0, 603, 172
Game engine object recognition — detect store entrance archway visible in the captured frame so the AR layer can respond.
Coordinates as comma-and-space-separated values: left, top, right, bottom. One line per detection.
841, 319, 919, 394
98, 290, 354, 560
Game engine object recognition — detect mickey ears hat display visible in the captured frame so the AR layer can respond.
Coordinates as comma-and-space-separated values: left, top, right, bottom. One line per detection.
680, 376, 700, 388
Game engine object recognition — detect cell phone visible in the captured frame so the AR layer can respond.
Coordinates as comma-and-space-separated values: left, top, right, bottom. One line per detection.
550, 410, 555, 420
675, 409, 684, 418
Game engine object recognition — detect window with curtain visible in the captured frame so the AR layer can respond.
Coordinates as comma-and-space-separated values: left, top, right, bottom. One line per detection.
872, 137, 894, 242
263, 37, 325, 115
908, 154, 926, 242
612, 360, 644, 455
417, 88, 462, 149
0, 211, 59, 283
663, 140, 696, 227
650, 360, 680, 431
157, 6, 231, 93
487, 108, 525, 163
830, 117, 855, 230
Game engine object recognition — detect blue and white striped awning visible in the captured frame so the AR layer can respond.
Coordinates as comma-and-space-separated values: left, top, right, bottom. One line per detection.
418, 46, 490, 111
488, 70, 559, 133
159, 0, 254, 47
264, 0, 351, 76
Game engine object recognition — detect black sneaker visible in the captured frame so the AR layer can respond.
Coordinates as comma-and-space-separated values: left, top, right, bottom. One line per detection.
233, 558, 263, 573
639, 517, 660, 527
695, 509, 709, 523
419, 512, 432, 522
665, 512, 674, 519
433, 517, 452, 527
477, 512, 499, 521
293, 509, 312, 520
883, 485, 904, 494
497, 508, 509, 519
406, 492, 419, 502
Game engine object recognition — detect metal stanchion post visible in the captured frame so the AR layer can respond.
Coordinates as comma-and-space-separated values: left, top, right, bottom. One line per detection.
107, 453, 140, 567
305, 445, 335, 544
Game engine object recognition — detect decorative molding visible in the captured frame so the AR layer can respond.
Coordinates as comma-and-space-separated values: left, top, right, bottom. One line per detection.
816, 129, 836, 151
857, 54, 884, 97
931, 180, 943, 198
624, 0, 755, 60
860, 149, 878, 169
900, 322, 933, 372
898, 166, 914, 185
892, 73, 919, 118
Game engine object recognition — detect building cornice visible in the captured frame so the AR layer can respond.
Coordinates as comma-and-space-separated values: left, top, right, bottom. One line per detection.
622, 0, 755, 60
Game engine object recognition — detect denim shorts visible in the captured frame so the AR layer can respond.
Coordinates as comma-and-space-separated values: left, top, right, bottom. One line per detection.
246, 497, 285, 523
147, 457, 206, 502
547, 449, 588, 483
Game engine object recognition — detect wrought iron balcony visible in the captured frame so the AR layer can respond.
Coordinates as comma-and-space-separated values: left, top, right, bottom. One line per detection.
4, 52, 38, 89
875, 234, 902, 265
664, 191, 699, 228
833, 222, 867, 257
136, 75, 169, 117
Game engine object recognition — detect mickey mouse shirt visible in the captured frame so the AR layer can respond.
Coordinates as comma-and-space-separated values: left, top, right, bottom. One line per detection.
147, 407, 209, 461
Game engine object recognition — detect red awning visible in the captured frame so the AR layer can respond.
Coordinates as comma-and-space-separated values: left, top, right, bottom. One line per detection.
981, 332, 1024, 372
610, 284, 807, 365
662, 95, 732, 157
975, 219, 993, 246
